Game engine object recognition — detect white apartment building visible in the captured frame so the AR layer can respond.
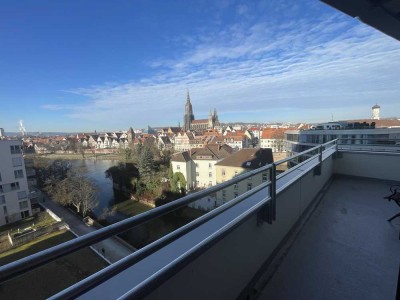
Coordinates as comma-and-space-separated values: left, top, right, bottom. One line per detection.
260, 128, 287, 153
171, 144, 234, 190
0, 140, 32, 226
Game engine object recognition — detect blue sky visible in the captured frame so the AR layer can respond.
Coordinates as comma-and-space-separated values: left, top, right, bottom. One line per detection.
1, 0, 399, 132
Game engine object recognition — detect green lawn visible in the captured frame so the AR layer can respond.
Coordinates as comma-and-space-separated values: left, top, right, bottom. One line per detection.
113, 200, 153, 216
0, 211, 57, 235
0, 230, 107, 299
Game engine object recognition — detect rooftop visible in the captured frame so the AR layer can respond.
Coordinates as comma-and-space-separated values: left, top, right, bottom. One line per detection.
215, 148, 273, 169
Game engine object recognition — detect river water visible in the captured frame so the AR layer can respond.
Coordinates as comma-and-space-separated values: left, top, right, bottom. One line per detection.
68, 159, 129, 218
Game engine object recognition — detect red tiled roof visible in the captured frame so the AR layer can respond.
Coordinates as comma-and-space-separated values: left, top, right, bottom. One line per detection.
261, 128, 286, 139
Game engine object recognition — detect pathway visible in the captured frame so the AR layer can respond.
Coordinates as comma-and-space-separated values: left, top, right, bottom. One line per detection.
41, 195, 135, 264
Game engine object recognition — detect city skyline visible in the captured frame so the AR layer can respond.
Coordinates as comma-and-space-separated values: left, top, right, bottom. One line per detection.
1, 0, 400, 132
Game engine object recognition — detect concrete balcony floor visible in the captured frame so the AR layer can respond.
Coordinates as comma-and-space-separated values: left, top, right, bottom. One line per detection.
260, 176, 400, 300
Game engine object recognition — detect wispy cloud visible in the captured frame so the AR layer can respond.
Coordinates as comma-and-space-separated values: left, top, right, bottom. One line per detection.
44, 1, 400, 127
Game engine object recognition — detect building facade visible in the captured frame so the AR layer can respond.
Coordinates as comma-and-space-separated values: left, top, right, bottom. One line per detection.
285, 124, 400, 157
215, 148, 273, 203
260, 128, 286, 152
0, 140, 32, 226
171, 144, 234, 191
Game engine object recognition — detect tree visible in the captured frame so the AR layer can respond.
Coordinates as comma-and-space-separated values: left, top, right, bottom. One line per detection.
37, 159, 71, 188
271, 129, 285, 152
46, 169, 98, 217
170, 172, 187, 193
105, 163, 139, 192
138, 145, 155, 181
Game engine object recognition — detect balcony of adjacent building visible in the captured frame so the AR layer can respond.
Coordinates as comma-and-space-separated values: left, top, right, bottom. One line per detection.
0, 139, 399, 300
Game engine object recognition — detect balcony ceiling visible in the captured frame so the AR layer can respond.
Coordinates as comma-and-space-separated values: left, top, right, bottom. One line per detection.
321, 0, 400, 41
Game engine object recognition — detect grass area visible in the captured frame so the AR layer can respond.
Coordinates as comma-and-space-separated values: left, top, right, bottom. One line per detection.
113, 200, 153, 216
0, 230, 107, 299
0, 230, 66, 262
0, 211, 57, 235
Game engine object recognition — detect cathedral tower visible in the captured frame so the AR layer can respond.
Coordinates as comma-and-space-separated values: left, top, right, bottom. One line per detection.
183, 90, 195, 131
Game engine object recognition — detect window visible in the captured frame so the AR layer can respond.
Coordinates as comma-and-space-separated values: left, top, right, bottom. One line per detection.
3, 205, 7, 215
14, 170, 24, 179
234, 183, 238, 190
222, 190, 226, 196
234, 192, 238, 198
196, 172, 199, 177
0, 195, 5, 204
247, 183, 252, 191
208, 163, 212, 168
19, 200, 28, 210
262, 173, 268, 182
0, 172, 2, 181
20, 210, 30, 218
11, 182, 20, 190
222, 169, 225, 176
195, 163, 199, 168
12, 157, 22, 167
0, 185, 3, 193
10, 145, 21, 154
177, 165, 180, 170
18, 191, 27, 200
209, 172, 212, 178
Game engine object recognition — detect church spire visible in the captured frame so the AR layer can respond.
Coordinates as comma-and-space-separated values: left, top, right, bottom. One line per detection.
186, 89, 191, 103
184, 90, 194, 131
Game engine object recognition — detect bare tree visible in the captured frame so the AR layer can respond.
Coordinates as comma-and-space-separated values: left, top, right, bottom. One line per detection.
46, 170, 98, 217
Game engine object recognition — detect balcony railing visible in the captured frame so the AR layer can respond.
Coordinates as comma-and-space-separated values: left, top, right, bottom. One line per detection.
0, 138, 398, 299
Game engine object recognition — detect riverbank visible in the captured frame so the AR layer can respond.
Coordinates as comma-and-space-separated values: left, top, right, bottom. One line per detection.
25, 152, 122, 161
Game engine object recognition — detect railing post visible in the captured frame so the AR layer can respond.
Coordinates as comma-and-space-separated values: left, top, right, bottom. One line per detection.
313, 145, 322, 176
258, 164, 276, 225
270, 163, 276, 221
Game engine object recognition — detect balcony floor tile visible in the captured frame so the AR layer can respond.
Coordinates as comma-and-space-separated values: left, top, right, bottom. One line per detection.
259, 176, 400, 300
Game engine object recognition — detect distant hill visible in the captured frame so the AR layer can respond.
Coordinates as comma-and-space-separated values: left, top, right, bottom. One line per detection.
5, 132, 76, 137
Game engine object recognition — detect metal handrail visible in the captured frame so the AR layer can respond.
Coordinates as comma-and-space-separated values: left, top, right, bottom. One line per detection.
0, 160, 273, 283
120, 192, 272, 300
50, 181, 271, 299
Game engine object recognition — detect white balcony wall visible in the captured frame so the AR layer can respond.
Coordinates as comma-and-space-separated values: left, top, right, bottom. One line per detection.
333, 151, 400, 181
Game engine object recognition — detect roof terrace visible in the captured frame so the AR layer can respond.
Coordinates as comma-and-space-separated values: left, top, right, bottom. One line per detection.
0, 139, 399, 299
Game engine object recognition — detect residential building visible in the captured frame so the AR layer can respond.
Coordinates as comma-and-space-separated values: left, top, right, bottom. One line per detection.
222, 131, 251, 150
174, 132, 194, 152
260, 128, 286, 152
171, 144, 234, 191
0, 140, 32, 226
157, 136, 173, 151
170, 151, 193, 190
215, 148, 273, 203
